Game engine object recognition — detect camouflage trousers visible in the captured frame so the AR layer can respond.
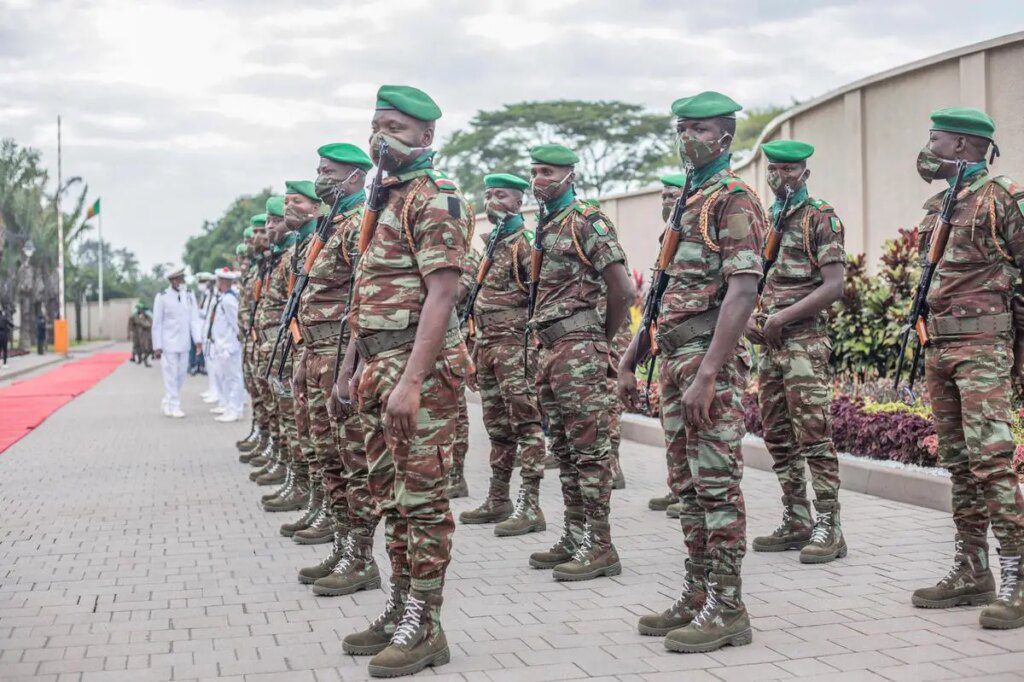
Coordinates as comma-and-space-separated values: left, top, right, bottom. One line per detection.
244, 336, 267, 432
358, 344, 466, 593
536, 335, 614, 520
334, 406, 380, 536
477, 340, 545, 483
660, 342, 747, 577
926, 341, 1024, 549
451, 387, 469, 477
757, 331, 840, 506
260, 336, 305, 479
299, 347, 345, 517
252, 339, 278, 443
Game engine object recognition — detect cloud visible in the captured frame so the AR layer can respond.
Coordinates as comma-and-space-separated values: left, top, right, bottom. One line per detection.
0, 0, 1019, 267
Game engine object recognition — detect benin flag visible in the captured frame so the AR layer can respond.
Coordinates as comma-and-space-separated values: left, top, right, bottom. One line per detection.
85, 198, 100, 220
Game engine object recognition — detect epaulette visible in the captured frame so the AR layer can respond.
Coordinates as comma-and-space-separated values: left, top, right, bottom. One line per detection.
721, 176, 753, 195
991, 175, 1024, 220
522, 229, 535, 243
809, 198, 835, 213
425, 169, 459, 193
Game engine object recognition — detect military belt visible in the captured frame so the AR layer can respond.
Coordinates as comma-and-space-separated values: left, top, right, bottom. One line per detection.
475, 308, 527, 330
302, 320, 343, 344
535, 309, 603, 348
927, 312, 1012, 340
355, 312, 460, 359
657, 307, 721, 355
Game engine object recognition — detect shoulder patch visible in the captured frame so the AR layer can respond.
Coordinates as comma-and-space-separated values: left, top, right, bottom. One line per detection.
426, 169, 458, 193
809, 198, 835, 213
718, 176, 751, 195
829, 216, 842, 233
573, 202, 600, 218
522, 229, 535, 243
592, 218, 610, 236
991, 175, 1024, 198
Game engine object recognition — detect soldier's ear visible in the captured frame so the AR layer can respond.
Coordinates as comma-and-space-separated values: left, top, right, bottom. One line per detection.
420, 122, 435, 148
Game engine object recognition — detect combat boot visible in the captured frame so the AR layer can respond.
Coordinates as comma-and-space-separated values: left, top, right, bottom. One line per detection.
799, 498, 847, 564
367, 591, 449, 678
280, 488, 324, 537
752, 496, 813, 552
343, 578, 408, 655
664, 572, 752, 653
529, 506, 585, 568
313, 529, 382, 596
249, 454, 275, 481
639, 560, 707, 635
247, 438, 274, 471
235, 423, 257, 450
238, 432, 266, 462
980, 549, 1024, 629
459, 478, 512, 524
445, 470, 468, 499
293, 501, 336, 545
610, 455, 626, 490
649, 491, 678, 512
264, 477, 309, 513
543, 454, 558, 469
913, 534, 995, 608
666, 502, 681, 519
552, 519, 621, 581
261, 468, 292, 503
495, 481, 546, 537
298, 529, 349, 584
255, 457, 287, 485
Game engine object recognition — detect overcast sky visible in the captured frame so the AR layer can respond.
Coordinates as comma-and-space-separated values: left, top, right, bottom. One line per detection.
1, 0, 1020, 269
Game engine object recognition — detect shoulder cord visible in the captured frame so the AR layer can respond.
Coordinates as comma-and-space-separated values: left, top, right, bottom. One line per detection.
555, 210, 595, 269
982, 185, 1012, 262
802, 207, 819, 268
339, 216, 354, 266
400, 177, 431, 255
699, 188, 725, 253
510, 237, 528, 292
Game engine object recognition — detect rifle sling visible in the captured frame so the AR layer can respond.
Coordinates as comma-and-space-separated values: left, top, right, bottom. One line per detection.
656, 307, 720, 355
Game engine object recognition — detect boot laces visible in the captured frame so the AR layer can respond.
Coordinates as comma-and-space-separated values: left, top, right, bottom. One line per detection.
330, 535, 355, 574
391, 595, 425, 646
692, 581, 719, 628
370, 588, 401, 629
996, 554, 1022, 602
939, 539, 968, 586
509, 489, 529, 519
671, 572, 696, 612
809, 511, 833, 544
772, 507, 794, 536
321, 533, 348, 568
570, 522, 593, 562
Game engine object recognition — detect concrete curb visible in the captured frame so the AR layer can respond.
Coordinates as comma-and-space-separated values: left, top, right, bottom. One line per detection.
622, 413, 954, 513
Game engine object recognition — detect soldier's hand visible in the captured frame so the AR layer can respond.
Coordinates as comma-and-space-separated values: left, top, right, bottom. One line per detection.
761, 314, 786, 350
681, 373, 715, 429
328, 383, 344, 420
745, 315, 765, 345
466, 368, 478, 392
617, 367, 639, 410
385, 377, 421, 441
293, 361, 307, 397
153, 350, 162, 360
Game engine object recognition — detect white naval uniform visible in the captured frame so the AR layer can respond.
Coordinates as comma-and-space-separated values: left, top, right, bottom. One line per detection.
209, 288, 243, 417
199, 286, 220, 403
152, 285, 201, 412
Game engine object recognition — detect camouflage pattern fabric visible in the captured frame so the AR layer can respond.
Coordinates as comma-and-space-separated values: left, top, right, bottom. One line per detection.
452, 387, 469, 476
466, 227, 531, 344
301, 349, 345, 515
335, 408, 378, 535
657, 166, 765, 578
608, 322, 633, 459
757, 331, 840, 505
351, 163, 472, 593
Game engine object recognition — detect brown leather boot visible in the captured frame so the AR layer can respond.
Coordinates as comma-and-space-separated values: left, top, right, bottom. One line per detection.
238, 432, 267, 461
280, 488, 323, 537
343, 578, 408, 656
913, 534, 996, 608
664, 572, 752, 653
264, 477, 309, 513
529, 507, 585, 568
610, 454, 626, 490
459, 478, 512, 525
236, 424, 259, 453
445, 470, 468, 499
297, 529, 349, 584
293, 501, 336, 545
260, 468, 292, 503
800, 498, 848, 564
313, 530, 382, 596
639, 560, 707, 635
495, 481, 546, 537
980, 549, 1024, 629
552, 519, 621, 581
367, 591, 449, 678
752, 495, 813, 552
648, 491, 678, 512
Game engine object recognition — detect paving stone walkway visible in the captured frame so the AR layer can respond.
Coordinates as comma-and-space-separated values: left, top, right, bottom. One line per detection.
1, 348, 1022, 681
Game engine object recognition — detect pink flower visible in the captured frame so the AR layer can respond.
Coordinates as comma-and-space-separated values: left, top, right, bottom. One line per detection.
921, 434, 940, 456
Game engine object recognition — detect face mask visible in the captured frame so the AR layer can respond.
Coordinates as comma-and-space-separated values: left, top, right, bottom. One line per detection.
285, 204, 315, 225
767, 168, 808, 194
530, 172, 572, 203
677, 132, 730, 167
369, 131, 430, 169
485, 201, 510, 225
916, 146, 954, 183
662, 205, 673, 222
314, 170, 358, 204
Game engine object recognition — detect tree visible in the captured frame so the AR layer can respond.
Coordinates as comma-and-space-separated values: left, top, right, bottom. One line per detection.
184, 189, 272, 273
440, 100, 675, 211
733, 105, 789, 152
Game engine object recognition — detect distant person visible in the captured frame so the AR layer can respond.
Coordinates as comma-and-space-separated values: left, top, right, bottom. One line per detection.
204, 268, 243, 422
152, 267, 201, 418
0, 309, 14, 366
128, 304, 153, 367
35, 314, 46, 355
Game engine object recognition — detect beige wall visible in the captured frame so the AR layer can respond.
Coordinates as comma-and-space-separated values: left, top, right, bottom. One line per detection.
66, 298, 138, 341
475, 33, 1024, 276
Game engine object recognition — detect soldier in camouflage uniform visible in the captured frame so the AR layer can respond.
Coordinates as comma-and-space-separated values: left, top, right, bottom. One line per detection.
259, 182, 321, 515
446, 363, 471, 499
457, 173, 548, 535
908, 107, 1024, 630
620, 92, 765, 652
339, 85, 472, 677
237, 216, 268, 456
746, 140, 848, 564
525, 143, 635, 582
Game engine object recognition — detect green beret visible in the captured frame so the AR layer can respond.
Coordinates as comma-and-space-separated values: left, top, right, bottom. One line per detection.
243, 226, 254, 239
762, 139, 815, 163
529, 143, 579, 166
484, 173, 530, 192
317, 143, 374, 171
266, 196, 285, 217
671, 91, 742, 119
375, 84, 442, 122
250, 213, 266, 227
930, 107, 995, 140
285, 180, 319, 202
235, 244, 247, 256
660, 173, 687, 188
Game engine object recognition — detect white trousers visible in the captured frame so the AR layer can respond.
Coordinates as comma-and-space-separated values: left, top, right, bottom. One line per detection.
160, 351, 188, 410
215, 350, 245, 416
206, 350, 220, 400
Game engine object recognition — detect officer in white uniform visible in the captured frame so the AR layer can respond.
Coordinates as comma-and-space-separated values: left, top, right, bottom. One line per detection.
152, 268, 201, 417
207, 269, 244, 422
195, 272, 220, 405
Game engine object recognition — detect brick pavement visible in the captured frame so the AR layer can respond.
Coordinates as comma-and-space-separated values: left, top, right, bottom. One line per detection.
1, 353, 1021, 681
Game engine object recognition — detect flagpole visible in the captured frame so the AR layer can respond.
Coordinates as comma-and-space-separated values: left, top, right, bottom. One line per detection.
97, 205, 104, 338
57, 116, 65, 318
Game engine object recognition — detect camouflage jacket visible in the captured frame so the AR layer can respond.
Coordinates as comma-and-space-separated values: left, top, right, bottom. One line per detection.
256, 252, 287, 332
238, 265, 257, 335
297, 206, 363, 349
920, 170, 1024, 341
461, 223, 532, 344
658, 168, 766, 339
761, 193, 846, 323
351, 165, 473, 347
532, 198, 626, 331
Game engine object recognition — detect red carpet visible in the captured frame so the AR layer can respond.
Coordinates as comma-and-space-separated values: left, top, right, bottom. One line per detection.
0, 352, 129, 454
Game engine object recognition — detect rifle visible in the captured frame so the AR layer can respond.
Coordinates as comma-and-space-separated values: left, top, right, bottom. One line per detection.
630, 171, 695, 408
334, 138, 389, 387
265, 189, 350, 382
892, 159, 967, 399
460, 216, 506, 329
523, 205, 557, 368
205, 292, 222, 343
247, 257, 273, 362
758, 186, 795, 295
